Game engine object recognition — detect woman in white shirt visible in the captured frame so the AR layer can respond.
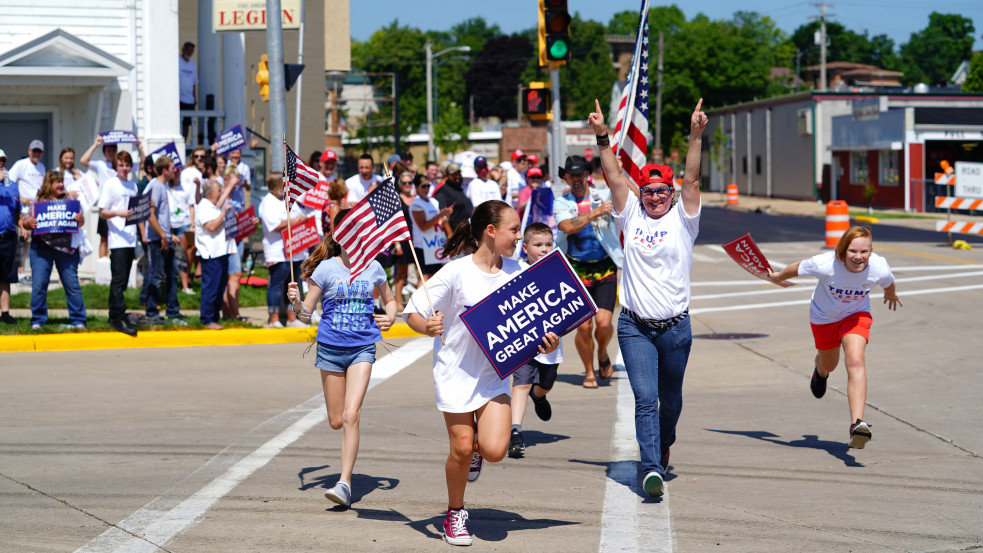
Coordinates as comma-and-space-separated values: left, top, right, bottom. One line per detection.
257, 175, 308, 328
767, 226, 902, 449
194, 179, 235, 329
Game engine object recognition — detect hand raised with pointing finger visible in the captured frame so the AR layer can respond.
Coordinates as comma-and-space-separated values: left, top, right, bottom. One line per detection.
588, 98, 608, 135
691, 98, 708, 137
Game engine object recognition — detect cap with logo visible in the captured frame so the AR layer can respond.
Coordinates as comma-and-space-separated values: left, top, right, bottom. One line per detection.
473, 156, 488, 169
320, 150, 338, 163
527, 154, 539, 165
511, 149, 526, 161
527, 167, 543, 178
446, 162, 462, 174
638, 164, 674, 186
29, 139, 44, 152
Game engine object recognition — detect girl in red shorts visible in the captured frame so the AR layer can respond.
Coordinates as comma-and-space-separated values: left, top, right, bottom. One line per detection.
767, 226, 902, 448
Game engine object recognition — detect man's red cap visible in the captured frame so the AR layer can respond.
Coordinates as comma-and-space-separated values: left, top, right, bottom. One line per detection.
527, 167, 543, 177
639, 164, 673, 186
511, 149, 526, 161
527, 154, 539, 164
320, 150, 338, 163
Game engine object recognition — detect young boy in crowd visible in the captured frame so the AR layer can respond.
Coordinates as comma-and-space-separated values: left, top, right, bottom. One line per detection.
508, 222, 564, 458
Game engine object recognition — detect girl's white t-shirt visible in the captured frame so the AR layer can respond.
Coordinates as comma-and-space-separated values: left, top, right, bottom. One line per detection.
797, 251, 894, 324
613, 196, 700, 320
403, 255, 522, 413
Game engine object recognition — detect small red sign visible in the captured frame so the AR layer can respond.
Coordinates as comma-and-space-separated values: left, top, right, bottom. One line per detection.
721, 233, 794, 287
302, 181, 331, 210
282, 217, 319, 257
583, 147, 595, 161
235, 205, 258, 242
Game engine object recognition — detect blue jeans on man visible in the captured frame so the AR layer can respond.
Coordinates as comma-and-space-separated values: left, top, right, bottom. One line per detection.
199, 254, 228, 325
266, 260, 302, 315
617, 310, 693, 477
144, 239, 180, 318
30, 241, 86, 327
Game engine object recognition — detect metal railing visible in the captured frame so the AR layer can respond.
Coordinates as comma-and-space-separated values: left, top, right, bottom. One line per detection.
179, 109, 225, 149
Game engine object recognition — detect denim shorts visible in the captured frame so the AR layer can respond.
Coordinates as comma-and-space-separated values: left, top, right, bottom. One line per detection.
315, 341, 376, 373
228, 240, 245, 273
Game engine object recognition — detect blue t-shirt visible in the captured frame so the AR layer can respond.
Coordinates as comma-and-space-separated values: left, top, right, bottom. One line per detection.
554, 189, 607, 262
309, 258, 387, 347
143, 178, 171, 240
0, 178, 20, 234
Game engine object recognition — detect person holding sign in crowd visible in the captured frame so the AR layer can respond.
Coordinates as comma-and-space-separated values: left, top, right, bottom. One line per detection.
507, 222, 564, 458
258, 175, 308, 328
19, 170, 86, 330
588, 97, 707, 497
286, 208, 397, 508
409, 175, 452, 280
143, 156, 185, 326
194, 177, 236, 330
403, 200, 559, 546
766, 226, 902, 449
98, 151, 140, 336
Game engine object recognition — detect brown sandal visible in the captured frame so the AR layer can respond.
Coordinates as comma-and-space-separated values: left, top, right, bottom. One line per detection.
598, 356, 613, 379
582, 376, 598, 388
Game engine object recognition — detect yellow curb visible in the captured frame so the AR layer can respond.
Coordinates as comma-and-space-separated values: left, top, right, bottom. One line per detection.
1, 322, 422, 353
853, 215, 879, 224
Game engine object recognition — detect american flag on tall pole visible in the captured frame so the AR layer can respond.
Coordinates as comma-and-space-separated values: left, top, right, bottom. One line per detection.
610, 0, 651, 186
334, 177, 411, 281
284, 144, 319, 203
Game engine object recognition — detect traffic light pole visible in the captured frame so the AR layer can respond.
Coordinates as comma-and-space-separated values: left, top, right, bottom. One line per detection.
550, 63, 562, 185
266, 0, 287, 172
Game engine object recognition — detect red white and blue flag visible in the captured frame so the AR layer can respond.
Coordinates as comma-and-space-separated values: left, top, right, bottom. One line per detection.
284, 144, 319, 203
334, 177, 411, 281
610, 0, 651, 186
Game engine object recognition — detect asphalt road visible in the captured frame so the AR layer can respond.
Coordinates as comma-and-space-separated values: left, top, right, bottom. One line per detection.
2, 209, 982, 552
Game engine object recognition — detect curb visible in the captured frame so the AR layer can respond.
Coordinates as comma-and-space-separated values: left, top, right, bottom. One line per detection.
1, 323, 422, 353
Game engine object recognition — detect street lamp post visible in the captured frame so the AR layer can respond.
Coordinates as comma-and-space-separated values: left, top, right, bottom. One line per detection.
426, 43, 471, 162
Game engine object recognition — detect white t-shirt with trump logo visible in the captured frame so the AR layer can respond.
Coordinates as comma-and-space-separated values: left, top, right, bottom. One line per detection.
797, 251, 894, 325
613, 195, 700, 321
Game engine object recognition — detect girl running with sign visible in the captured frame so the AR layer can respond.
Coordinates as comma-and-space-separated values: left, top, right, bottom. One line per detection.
286, 208, 398, 508
767, 226, 902, 449
403, 200, 559, 547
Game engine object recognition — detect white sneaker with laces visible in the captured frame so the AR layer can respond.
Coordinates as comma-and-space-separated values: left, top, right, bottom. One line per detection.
286, 319, 308, 328
468, 452, 483, 483
324, 480, 351, 507
268, 321, 284, 329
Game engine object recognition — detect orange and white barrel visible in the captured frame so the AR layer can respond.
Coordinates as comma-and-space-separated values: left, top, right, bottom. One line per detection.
825, 200, 850, 248
726, 183, 738, 205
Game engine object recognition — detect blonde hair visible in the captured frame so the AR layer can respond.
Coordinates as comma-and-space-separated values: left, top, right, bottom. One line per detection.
834, 226, 873, 264
223, 164, 240, 181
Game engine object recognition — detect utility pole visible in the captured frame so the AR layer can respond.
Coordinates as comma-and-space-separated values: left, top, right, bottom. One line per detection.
655, 31, 664, 161
810, 1, 835, 90
550, 62, 562, 184
266, 0, 287, 172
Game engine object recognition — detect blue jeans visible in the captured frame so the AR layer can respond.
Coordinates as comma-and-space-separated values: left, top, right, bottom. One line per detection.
145, 239, 180, 317
199, 254, 228, 325
617, 310, 693, 476
30, 241, 86, 326
266, 260, 302, 313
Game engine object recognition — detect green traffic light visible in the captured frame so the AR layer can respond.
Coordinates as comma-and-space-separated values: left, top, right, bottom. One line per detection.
549, 39, 568, 60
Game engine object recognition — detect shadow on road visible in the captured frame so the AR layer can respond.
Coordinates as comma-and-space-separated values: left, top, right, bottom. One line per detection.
568, 458, 674, 502
405, 507, 579, 543
706, 428, 863, 467
521, 429, 570, 449
298, 465, 399, 506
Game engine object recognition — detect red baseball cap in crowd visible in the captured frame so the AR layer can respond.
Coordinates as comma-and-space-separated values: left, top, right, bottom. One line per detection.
638, 164, 674, 186
511, 149, 526, 161
527, 167, 543, 178
527, 154, 539, 165
320, 150, 338, 163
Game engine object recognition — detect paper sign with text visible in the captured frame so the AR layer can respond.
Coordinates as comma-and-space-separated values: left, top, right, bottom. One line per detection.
282, 217, 319, 257
235, 205, 257, 242
223, 206, 238, 237
32, 200, 81, 234
150, 142, 183, 170
302, 181, 330, 210
461, 250, 598, 379
125, 194, 152, 225
99, 130, 138, 144
722, 233, 793, 287
214, 125, 246, 155
75, 174, 99, 211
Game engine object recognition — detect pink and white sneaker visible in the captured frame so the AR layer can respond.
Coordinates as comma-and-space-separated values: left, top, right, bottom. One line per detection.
467, 452, 483, 483
443, 507, 472, 546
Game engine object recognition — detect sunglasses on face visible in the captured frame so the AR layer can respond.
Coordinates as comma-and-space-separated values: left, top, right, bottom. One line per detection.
400, 180, 413, 185
641, 186, 673, 198
417, 184, 431, 189
528, 176, 542, 180
193, 154, 205, 159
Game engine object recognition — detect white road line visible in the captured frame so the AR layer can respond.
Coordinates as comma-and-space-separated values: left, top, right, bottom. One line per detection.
75, 337, 433, 553
599, 351, 674, 553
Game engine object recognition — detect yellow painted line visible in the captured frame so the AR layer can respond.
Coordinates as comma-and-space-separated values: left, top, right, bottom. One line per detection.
1, 323, 422, 353
853, 215, 879, 224
877, 244, 982, 266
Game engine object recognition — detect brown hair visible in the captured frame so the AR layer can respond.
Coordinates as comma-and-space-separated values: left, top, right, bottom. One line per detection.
834, 226, 873, 264
441, 200, 514, 258
301, 208, 350, 280
267, 174, 284, 195
36, 170, 65, 201
523, 222, 553, 243
112, 150, 133, 171
153, 155, 173, 175
327, 179, 347, 201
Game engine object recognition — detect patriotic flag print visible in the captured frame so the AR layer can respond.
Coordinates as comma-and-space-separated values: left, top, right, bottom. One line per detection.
610, 0, 651, 187
284, 144, 319, 202
333, 177, 411, 281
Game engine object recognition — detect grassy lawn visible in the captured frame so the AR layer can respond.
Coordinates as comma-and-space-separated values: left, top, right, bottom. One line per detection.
0, 315, 261, 335
848, 210, 940, 220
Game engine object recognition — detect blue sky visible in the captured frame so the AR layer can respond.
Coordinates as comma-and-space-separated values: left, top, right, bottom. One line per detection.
350, 1, 983, 51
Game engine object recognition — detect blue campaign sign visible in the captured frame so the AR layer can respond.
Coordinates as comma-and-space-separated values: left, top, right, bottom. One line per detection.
33, 200, 81, 235
214, 125, 246, 155
150, 142, 183, 170
99, 130, 138, 144
460, 250, 598, 379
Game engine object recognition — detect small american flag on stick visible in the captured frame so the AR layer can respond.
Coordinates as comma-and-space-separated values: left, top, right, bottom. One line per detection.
334, 177, 411, 281
284, 144, 319, 202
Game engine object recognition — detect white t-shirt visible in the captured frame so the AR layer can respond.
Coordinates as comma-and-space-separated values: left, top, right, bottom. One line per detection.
403, 255, 522, 413
236, 161, 251, 186
409, 196, 441, 249
179, 56, 198, 104
614, 196, 701, 320
89, 159, 118, 186
344, 173, 381, 204
194, 198, 236, 259
167, 183, 193, 229
9, 158, 45, 204
97, 177, 138, 249
519, 259, 564, 365
798, 251, 894, 325
506, 167, 526, 208
180, 166, 202, 201
467, 177, 501, 208
258, 192, 308, 264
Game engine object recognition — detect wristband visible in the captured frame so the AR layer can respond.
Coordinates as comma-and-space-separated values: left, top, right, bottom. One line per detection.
596, 133, 610, 147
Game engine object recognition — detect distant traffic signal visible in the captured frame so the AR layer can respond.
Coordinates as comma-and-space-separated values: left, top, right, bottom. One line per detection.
256, 54, 270, 102
544, 0, 571, 63
522, 82, 552, 122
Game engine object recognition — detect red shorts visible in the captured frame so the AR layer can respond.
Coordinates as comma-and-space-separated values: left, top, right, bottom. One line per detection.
810, 312, 872, 351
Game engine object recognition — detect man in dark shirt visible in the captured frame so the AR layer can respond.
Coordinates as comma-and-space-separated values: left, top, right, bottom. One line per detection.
433, 163, 472, 235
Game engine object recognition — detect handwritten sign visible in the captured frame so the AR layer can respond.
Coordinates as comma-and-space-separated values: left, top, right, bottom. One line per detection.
302, 181, 331, 210
721, 233, 793, 287
33, 200, 81, 234
125, 194, 152, 226
214, 125, 246, 155
150, 142, 183, 170
282, 217, 319, 257
99, 130, 138, 144
235, 205, 258, 242
461, 250, 597, 379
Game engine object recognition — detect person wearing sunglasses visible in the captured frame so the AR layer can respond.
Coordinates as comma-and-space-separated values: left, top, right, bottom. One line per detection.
587, 97, 708, 498
410, 177, 452, 280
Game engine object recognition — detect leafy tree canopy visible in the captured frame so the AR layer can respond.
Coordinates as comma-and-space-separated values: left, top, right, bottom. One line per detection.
899, 12, 976, 86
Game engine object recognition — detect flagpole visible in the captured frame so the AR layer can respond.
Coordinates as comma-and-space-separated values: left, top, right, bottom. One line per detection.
282, 135, 296, 285
383, 164, 444, 345
615, 0, 648, 172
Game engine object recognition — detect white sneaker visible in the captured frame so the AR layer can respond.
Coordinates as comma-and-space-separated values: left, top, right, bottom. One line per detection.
267, 321, 284, 329
286, 319, 308, 328
468, 452, 483, 483
182, 288, 196, 296
31, 324, 41, 330
324, 480, 351, 507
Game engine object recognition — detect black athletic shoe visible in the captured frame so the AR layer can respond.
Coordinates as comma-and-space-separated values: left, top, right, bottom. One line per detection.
530, 389, 552, 421
109, 317, 138, 337
508, 428, 525, 458
0, 312, 16, 324
810, 367, 827, 399
849, 419, 872, 449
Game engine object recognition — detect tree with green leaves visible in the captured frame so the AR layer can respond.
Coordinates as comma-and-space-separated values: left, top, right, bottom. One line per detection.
899, 12, 975, 86
963, 52, 983, 93
465, 34, 534, 121
790, 21, 900, 71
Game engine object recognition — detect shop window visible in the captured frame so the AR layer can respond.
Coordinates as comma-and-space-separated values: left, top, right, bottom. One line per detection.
850, 151, 868, 185
755, 155, 762, 175
742, 156, 747, 174
879, 150, 899, 186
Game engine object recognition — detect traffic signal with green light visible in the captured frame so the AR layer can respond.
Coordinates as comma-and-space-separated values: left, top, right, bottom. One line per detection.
256, 54, 269, 102
544, 0, 571, 63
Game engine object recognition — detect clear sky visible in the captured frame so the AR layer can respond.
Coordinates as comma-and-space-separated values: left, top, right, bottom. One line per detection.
350, 1, 983, 51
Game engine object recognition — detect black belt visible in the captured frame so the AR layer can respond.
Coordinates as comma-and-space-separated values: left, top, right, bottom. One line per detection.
625, 309, 688, 329
0, 230, 16, 239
